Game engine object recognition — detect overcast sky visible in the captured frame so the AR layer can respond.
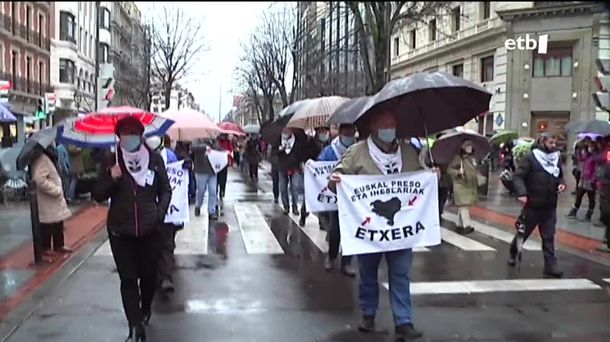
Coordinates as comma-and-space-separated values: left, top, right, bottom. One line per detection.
138, 2, 270, 122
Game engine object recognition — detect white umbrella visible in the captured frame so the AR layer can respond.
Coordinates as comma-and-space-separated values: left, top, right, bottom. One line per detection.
159, 108, 223, 141
286, 96, 350, 130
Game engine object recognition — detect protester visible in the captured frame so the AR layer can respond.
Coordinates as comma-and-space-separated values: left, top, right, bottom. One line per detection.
328, 110, 424, 339
568, 139, 598, 221
245, 134, 262, 181
92, 116, 172, 341
300, 126, 332, 227
318, 124, 356, 276
217, 133, 234, 199
192, 138, 220, 220
31, 143, 72, 260
509, 133, 565, 278
275, 127, 308, 216
447, 140, 481, 235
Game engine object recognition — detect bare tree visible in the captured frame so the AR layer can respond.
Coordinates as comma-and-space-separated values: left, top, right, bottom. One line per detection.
150, 6, 206, 110
346, 2, 453, 94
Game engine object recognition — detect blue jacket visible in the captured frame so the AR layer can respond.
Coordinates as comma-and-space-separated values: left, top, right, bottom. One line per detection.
56, 144, 70, 173
165, 148, 178, 164
318, 145, 339, 162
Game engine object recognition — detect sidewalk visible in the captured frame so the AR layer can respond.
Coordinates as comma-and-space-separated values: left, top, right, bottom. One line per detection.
0, 202, 107, 320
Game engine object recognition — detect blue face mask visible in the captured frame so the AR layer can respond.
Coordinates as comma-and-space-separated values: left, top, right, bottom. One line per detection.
318, 133, 329, 143
340, 136, 356, 147
377, 129, 396, 144
121, 135, 141, 152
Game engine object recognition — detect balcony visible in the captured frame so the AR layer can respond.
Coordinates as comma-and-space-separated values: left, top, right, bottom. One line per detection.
0, 14, 51, 52
0, 72, 52, 97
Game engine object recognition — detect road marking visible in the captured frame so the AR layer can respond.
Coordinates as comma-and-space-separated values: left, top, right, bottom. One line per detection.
603, 278, 610, 284
174, 206, 208, 255
382, 279, 601, 295
287, 211, 329, 253
235, 202, 284, 254
441, 227, 496, 251
443, 212, 541, 251
413, 247, 431, 252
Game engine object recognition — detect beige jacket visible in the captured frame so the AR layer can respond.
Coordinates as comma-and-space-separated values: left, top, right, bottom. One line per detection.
334, 139, 422, 176
32, 153, 72, 224
447, 154, 479, 206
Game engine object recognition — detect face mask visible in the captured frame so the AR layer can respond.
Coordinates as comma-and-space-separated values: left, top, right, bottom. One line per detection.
146, 136, 162, 151
318, 133, 329, 143
340, 136, 356, 147
121, 135, 141, 152
463, 146, 473, 154
377, 128, 396, 144
281, 133, 291, 140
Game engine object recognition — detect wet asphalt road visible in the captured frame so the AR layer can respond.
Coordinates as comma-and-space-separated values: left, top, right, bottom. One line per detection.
4, 167, 610, 342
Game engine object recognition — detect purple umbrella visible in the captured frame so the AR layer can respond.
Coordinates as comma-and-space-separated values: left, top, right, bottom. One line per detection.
0, 103, 17, 122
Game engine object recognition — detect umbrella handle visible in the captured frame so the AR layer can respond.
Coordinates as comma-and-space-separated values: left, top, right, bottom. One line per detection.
423, 120, 435, 165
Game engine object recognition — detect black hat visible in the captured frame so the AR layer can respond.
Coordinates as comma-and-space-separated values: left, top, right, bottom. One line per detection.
115, 116, 144, 136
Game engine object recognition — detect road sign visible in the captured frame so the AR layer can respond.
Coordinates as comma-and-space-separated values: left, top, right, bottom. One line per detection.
0, 80, 11, 104
44, 93, 56, 113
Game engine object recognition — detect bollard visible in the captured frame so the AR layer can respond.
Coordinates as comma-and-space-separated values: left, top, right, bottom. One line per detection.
27, 171, 43, 264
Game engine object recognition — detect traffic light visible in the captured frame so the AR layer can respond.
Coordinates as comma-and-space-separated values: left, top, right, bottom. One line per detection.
35, 99, 46, 119
593, 58, 610, 112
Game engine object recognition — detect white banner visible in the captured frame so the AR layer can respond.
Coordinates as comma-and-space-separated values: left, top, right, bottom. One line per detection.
337, 170, 441, 256
165, 160, 190, 224
207, 149, 229, 174
304, 160, 339, 213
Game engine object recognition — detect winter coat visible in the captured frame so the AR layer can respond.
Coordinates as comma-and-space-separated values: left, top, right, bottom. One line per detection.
218, 139, 235, 166
333, 140, 421, 177
192, 141, 219, 175
512, 151, 564, 210
92, 147, 172, 237
579, 153, 598, 190
245, 139, 262, 165
447, 154, 479, 206
274, 137, 309, 173
31, 153, 72, 224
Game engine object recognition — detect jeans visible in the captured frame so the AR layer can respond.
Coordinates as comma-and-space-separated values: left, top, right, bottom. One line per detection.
65, 175, 78, 200
357, 249, 413, 325
327, 211, 352, 266
509, 207, 557, 268
195, 173, 218, 215
279, 172, 303, 211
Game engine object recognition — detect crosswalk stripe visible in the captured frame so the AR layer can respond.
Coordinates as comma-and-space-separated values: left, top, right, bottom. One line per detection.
287, 211, 329, 253
413, 247, 431, 252
382, 279, 601, 295
443, 212, 541, 251
235, 202, 284, 254
441, 227, 496, 251
174, 206, 208, 255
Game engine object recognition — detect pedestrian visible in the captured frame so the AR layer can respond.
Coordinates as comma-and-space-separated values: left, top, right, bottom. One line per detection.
245, 135, 262, 181
508, 133, 565, 278
269, 142, 281, 203
92, 116, 172, 341
419, 134, 452, 222
318, 123, 357, 276
328, 110, 423, 340
31, 143, 72, 260
217, 133, 234, 199
568, 140, 598, 221
275, 127, 308, 216
447, 140, 482, 235
501, 141, 515, 173
192, 138, 220, 220
596, 141, 610, 253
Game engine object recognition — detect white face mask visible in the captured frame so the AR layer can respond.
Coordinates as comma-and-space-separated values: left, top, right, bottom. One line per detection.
463, 146, 473, 154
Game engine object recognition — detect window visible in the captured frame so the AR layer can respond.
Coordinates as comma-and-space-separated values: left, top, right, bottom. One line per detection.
79, 28, 83, 53
482, 2, 491, 20
481, 56, 494, 82
59, 11, 76, 43
452, 6, 461, 32
26, 56, 32, 92
532, 47, 572, 77
0, 44, 4, 73
59, 59, 75, 84
99, 43, 110, 63
320, 18, 326, 53
429, 19, 437, 41
11, 51, 17, 85
11, 3, 17, 33
452, 63, 464, 78
38, 61, 44, 87
26, 6, 32, 41
100, 8, 111, 30
410, 29, 416, 49
84, 30, 89, 56
38, 14, 44, 46
393, 37, 399, 56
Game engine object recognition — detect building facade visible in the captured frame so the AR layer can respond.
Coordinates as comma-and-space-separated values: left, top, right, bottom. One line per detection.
50, 1, 100, 123
150, 83, 195, 114
295, 1, 367, 100
390, 1, 607, 152
0, 1, 52, 144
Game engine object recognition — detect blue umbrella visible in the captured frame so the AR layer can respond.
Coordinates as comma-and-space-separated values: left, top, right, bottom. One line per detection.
0, 103, 17, 122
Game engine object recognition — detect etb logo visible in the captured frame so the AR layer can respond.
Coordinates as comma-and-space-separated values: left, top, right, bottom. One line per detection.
504, 34, 548, 54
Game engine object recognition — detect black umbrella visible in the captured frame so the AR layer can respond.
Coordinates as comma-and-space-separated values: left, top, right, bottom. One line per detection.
17, 127, 57, 170
260, 114, 294, 147
566, 119, 610, 136
326, 96, 375, 126
354, 72, 492, 139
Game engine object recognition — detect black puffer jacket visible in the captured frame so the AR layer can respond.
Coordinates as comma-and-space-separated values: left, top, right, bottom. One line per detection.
92, 147, 172, 237
513, 150, 564, 209
275, 136, 309, 172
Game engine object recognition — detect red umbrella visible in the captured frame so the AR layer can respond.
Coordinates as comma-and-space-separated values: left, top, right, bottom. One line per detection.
219, 122, 246, 136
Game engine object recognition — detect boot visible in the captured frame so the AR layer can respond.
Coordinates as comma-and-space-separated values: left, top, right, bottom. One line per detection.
358, 315, 375, 333
395, 323, 423, 340
567, 207, 577, 218
292, 206, 299, 216
585, 210, 594, 222
299, 214, 306, 227
543, 264, 563, 278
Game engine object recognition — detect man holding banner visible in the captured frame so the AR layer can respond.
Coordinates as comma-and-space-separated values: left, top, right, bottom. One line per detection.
329, 111, 439, 340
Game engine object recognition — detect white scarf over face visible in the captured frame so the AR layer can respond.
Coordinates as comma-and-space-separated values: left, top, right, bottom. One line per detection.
367, 137, 402, 175
121, 144, 150, 187
281, 135, 296, 154
330, 137, 348, 160
532, 148, 560, 177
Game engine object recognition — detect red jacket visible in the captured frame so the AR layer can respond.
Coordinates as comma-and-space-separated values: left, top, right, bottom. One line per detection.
218, 139, 235, 166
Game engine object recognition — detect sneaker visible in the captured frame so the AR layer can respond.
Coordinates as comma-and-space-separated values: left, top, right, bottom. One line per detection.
324, 257, 333, 271
357, 315, 375, 333
341, 264, 357, 277
463, 226, 475, 235
543, 265, 563, 278
195, 207, 201, 217
395, 323, 423, 340
160, 279, 175, 293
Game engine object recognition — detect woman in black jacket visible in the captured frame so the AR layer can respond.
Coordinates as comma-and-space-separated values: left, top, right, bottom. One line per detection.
92, 116, 172, 342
